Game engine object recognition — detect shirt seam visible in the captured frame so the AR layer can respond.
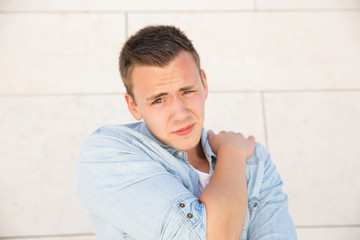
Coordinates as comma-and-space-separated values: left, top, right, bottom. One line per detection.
171, 199, 203, 239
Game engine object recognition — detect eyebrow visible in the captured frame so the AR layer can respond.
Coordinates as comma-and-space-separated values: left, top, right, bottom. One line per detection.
146, 92, 168, 101
145, 85, 195, 101
179, 85, 195, 91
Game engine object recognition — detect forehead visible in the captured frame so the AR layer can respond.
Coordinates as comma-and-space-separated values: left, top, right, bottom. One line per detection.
131, 51, 201, 94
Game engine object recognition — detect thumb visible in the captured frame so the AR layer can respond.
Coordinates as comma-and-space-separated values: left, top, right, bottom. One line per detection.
207, 129, 215, 140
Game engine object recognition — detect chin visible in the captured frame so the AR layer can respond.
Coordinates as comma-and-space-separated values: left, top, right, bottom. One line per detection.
171, 134, 201, 151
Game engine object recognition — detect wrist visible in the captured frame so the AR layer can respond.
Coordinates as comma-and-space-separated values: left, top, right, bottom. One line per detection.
217, 145, 247, 162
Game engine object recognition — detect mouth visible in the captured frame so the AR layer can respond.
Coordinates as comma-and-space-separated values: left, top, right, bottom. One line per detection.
172, 124, 195, 136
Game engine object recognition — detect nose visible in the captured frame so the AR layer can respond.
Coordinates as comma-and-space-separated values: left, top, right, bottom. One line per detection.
170, 96, 191, 122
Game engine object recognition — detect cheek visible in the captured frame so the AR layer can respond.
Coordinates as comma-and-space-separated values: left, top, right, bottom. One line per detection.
188, 96, 206, 115
143, 108, 170, 128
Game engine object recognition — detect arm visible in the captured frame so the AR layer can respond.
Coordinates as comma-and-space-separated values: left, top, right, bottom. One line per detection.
247, 143, 297, 239
200, 130, 255, 240
78, 127, 207, 239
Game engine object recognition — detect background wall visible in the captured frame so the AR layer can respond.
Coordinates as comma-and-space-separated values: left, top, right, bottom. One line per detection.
1, 0, 359, 239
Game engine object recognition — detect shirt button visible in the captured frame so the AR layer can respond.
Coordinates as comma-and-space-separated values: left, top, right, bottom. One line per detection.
177, 151, 183, 157
179, 203, 185, 208
187, 213, 193, 219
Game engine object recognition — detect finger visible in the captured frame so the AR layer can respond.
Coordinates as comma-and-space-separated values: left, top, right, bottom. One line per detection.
207, 129, 215, 140
248, 135, 256, 143
247, 135, 256, 152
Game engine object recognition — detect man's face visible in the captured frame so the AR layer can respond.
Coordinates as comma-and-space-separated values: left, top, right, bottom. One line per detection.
125, 51, 208, 151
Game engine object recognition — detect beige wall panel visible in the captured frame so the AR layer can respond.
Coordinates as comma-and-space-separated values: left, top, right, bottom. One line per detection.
264, 92, 360, 226
0, 13, 125, 95
128, 12, 360, 91
0, 235, 96, 240
0, 94, 133, 236
204, 92, 266, 145
297, 227, 360, 240
0, 0, 253, 11
257, 0, 360, 10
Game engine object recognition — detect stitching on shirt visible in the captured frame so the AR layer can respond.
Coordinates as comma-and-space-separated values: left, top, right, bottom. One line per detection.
88, 212, 136, 239
155, 195, 202, 240
108, 172, 175, 193
170, 201, 203, 239
95, 126, 141, 144
94, 127, 156, 158
173, 196, 203, 226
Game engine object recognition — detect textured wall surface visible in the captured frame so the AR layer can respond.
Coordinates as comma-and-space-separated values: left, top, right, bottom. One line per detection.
1, 0, 359, 239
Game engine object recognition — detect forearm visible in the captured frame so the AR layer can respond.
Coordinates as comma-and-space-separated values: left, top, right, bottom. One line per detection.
199, 146, 248, 240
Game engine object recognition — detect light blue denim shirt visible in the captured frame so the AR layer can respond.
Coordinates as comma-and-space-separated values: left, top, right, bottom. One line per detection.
78, 122, 297, 239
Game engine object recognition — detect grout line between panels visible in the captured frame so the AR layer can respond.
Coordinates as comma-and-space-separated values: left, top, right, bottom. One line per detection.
0, 233, 95, 239
209, 89, 360, 93
125, 12, 129, 39
260, 91, 269, 151
0, 92, 124, 98
0, 89, 359, 98
296, 224, 360, 229
2, 225, 360, 238
0, 9, 360, 14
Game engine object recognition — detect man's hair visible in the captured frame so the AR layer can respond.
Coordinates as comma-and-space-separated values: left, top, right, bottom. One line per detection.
119, 25, 201, 101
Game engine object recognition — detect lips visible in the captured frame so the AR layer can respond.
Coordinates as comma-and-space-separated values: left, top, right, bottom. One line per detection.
172, 124, 195, 136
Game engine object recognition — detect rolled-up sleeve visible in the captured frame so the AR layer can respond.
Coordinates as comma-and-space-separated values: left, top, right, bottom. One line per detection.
78, 131, 207, 239
246, 143, 297, 239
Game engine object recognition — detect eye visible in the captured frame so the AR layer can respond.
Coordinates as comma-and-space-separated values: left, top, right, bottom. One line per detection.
152, 98, 164, 105
183, 90, 195, 95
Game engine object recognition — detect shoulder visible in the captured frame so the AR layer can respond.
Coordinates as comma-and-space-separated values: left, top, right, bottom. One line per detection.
245, 141, 285, 203
245, 141, 281, 188
83, 122, 150, 146
79, 122, 153, 163
89, 122, 146, 141
246, 141, 269, 165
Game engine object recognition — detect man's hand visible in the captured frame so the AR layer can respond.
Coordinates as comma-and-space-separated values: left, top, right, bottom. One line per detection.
207, 130, 255, 160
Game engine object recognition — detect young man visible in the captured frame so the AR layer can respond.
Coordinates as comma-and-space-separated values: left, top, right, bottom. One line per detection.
78, 25, 297, 239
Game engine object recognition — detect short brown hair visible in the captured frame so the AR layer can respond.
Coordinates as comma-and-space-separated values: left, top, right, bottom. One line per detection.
119, 25, 201, 100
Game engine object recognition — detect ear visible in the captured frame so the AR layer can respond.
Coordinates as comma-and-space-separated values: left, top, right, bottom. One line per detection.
125, 93, 142, 121
201, 69, 208, 99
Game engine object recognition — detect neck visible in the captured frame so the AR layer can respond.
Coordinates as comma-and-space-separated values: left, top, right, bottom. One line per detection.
186, 140, 209, 173
186, 140, 205, 160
